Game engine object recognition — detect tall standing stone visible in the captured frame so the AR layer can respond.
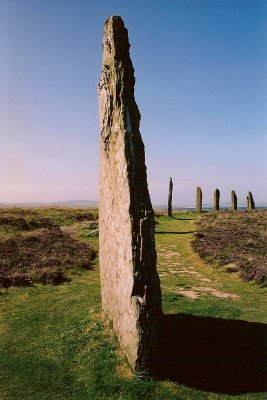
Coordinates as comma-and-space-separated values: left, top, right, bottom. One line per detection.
247, 191, 255, 211
231, 190, 237, 210
214, 188, 220, 211
98, 16, 162, 373
196, 187, 202, 212
168, 177, 173, 217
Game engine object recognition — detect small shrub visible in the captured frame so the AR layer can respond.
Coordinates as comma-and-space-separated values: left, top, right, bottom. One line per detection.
0, 272, 32, 288
33, 269, 69, 285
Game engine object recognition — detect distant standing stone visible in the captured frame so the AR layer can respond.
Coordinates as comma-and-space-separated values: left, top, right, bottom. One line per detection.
214, 188, 220, 211
168, 177, 173, 217
231, 190, 237, 210
247, 191, 255, 211
98, 16, 162, 373
196, 187, 202, 212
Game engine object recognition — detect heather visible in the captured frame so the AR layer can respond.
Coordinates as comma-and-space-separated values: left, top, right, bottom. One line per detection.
192, 210, 267, 286
0, 208, 97, 287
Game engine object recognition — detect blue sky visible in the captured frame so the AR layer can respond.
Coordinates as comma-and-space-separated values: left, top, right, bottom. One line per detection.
1, 0, 266, 206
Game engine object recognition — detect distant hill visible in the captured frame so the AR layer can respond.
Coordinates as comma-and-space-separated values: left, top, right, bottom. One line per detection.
0, 200, 99, 208
1, 200, 266, 209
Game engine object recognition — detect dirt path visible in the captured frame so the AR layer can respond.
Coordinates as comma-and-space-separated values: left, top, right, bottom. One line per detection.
158, 245, 239, 301
156, 214, 241, 302
60, 225, 79, 238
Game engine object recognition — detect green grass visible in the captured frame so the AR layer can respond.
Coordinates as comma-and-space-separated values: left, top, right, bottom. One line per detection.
0, 209, 266, 399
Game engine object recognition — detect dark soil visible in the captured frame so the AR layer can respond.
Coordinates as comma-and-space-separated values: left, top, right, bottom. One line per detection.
192, 210, 267, 286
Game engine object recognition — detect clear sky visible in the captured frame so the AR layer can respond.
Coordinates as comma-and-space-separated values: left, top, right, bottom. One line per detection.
1, 0, 266, 206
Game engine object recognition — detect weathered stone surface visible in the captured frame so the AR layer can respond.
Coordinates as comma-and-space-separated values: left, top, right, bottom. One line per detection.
214, 189, 220, 211
247, 191, 255, 211
196, 187, 202, 212
98, 16, 162, 372
168, 177, 173, 217
231, 190, 237, 210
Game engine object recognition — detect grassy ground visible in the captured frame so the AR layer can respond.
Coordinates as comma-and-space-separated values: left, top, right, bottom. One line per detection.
0, 208, 266, 399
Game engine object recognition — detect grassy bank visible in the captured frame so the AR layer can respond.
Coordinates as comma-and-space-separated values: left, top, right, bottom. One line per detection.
0, 208, 266, 399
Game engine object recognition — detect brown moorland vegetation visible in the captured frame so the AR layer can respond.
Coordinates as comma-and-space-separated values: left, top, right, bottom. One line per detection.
192, 210, 267, 286
0, 207, 97, 287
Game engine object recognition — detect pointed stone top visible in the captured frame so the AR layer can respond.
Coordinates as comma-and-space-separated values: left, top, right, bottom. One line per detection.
99, 15, 138, 144
103, 15, 126, 36
105, 15, 124, 25
102, 16, 131, 65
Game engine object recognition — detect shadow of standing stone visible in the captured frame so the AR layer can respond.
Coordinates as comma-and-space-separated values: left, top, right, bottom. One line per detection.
156, 314, 267, 394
